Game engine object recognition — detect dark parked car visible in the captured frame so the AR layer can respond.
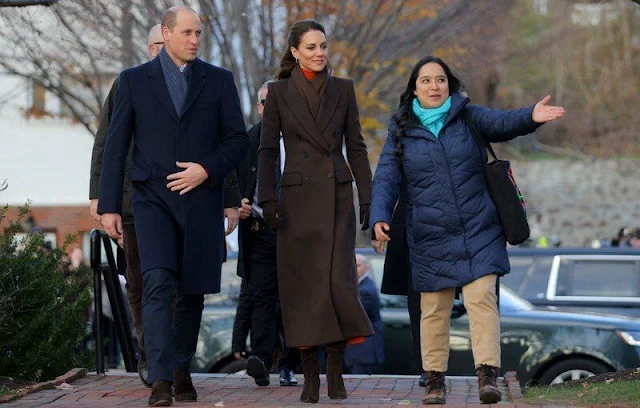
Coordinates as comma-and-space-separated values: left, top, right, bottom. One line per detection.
192, 250, 640, 385
504, 248, 640, 318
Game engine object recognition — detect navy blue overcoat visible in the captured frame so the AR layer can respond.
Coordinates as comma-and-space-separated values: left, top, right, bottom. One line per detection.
98, 57, 248, 294
370, 93, 539, 292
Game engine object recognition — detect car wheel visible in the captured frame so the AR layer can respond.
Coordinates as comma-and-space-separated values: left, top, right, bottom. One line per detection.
219, 359, 248, 374
538, 358, 611, 385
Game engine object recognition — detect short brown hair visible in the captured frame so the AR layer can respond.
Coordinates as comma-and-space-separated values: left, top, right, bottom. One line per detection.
161, 5, 199, 31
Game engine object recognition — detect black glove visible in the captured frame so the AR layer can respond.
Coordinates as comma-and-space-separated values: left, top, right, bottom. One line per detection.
262, 200, 282, 229
359, 204, 370, 231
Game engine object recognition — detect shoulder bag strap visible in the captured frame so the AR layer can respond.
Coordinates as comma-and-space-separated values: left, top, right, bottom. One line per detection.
463, 108, 499, 163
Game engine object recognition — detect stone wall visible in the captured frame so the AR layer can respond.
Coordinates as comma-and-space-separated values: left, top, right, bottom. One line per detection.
512, 159, 640, 247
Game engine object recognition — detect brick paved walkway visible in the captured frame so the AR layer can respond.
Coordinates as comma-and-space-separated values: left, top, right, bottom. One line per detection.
4, 372, 532, 407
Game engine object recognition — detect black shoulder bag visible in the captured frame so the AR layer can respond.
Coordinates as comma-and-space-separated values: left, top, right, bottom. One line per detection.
463, 110, 530, 246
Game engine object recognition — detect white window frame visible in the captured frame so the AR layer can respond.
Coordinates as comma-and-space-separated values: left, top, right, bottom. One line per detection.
546, 255, 640, 302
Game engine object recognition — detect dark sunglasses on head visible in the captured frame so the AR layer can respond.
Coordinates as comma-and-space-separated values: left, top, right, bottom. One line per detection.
259, 99, 266, 105
153, 41, 164, 45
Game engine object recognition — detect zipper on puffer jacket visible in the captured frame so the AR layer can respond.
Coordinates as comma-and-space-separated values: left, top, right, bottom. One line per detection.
437, 135, 472, 261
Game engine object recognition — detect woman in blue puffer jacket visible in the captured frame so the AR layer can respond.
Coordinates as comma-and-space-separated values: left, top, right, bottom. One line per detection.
370, 56, 564, 405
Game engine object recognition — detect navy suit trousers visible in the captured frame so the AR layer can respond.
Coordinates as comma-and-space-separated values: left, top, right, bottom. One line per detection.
143, 267, 204, 382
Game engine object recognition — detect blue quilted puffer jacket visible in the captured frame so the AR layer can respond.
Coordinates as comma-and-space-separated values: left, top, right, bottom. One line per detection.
370, 92, 540, 292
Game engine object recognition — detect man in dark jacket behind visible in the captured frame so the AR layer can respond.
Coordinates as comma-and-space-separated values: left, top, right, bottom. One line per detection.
344, 254, 385, 374
232, 81, 299, 387
374, 187, 425, 384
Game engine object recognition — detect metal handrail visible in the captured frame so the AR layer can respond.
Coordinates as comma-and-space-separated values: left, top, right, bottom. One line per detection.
90, 229, 137, 374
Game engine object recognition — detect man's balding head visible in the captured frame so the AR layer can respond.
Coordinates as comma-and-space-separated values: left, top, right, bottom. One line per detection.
147, 24, 163, 58
161, 5, 199, 31
160, 6, 202, 66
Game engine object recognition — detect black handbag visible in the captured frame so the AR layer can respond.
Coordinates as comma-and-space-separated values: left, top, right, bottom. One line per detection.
463, 111, 530, 245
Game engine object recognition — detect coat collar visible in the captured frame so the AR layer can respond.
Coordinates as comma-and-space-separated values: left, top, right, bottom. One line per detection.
181, 59, 206, 117
148, 57, 177, 121
315, 76, 340, 137
148, 57, 206, 121
283, 76, 339, 153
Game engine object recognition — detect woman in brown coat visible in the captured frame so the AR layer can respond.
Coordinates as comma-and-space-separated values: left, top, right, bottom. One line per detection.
257, 19, 374, 403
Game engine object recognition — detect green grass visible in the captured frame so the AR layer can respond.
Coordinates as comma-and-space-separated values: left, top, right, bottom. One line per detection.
0, 385, 11, 397
525, 380, 640, 405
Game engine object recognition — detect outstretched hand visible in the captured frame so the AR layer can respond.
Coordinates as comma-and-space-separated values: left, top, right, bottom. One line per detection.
532, 95, 565, 124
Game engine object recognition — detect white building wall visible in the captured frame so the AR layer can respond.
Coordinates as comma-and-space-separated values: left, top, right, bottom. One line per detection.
0, 74, 94, 206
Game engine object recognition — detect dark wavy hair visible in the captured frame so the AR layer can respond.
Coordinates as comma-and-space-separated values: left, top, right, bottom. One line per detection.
275, 19, 327, 80
391, 56, 464, 157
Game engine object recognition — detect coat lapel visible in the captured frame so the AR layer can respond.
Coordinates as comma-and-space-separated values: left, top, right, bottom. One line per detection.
148, 58, 178, 122
247, 123, 261, 197
181, 59, 206, 117
315, 76, 341, 138
284, 79, 331, 153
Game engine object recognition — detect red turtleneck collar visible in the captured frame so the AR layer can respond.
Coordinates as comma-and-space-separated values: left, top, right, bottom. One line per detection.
300, 65, 317, 81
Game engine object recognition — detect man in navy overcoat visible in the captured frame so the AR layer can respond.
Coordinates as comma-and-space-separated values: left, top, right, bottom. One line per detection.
98, 5, 248, 405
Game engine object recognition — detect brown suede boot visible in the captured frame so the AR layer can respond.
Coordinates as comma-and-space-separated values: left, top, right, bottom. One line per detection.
476, 364, 502, 404
325, 341, 347, 400
300, 347, 320, 403
148, 380, 172, 406
421, 371, 446, 405
173, 371, 197, 402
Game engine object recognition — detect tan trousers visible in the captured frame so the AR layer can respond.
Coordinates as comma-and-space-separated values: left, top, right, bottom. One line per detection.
420, 274, 500, 372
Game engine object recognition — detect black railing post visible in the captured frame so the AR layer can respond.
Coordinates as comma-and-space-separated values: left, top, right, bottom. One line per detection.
90, 229, 105, 375
100, 234, 137, 372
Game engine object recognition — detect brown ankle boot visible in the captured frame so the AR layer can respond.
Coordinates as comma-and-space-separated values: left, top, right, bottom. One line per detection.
300, 347, 320, 403
148, 380, 172, 406
325, 341, 347, 400
476, 364, 502, 404
173, 370, 197, 402
421, 371, 446, 405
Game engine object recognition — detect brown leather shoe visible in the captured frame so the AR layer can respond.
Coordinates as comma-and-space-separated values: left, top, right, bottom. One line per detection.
476, 364, 502, 404
421, 371, 446, 405
300, 347, 320, 403
174, 371, 197, 402
326, 341, 347, 400
148, 380, 172, 406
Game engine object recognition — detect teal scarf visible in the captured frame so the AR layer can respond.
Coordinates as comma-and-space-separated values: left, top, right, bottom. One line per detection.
412, 96, 452, 138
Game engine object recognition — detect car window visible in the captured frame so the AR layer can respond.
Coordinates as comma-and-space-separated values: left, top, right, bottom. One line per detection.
499, 285, 533, 312
562, 260, 640, 297
204, 259, 242, 306
518, 256, 553, 300
502, 256, 534, 293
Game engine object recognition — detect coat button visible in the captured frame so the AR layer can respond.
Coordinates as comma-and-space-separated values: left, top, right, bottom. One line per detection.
327, 172, 333, 178
296, 134, 302, 140
304, 175, 310, 181
251, 166, 256, 171
302, 151, 309, 159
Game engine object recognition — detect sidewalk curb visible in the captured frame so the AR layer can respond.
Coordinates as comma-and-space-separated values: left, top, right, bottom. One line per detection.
504, 370, 525, 402
0, 367, 86, 404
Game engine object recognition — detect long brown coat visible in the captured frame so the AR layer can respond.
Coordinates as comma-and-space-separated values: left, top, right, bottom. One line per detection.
258, 74, 374, 347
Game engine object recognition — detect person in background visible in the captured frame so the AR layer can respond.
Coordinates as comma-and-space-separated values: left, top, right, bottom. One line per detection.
69, 247, 85, 271
233, 81, 299, 387
372, 187, 425, 386
343, 254, 385, 375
